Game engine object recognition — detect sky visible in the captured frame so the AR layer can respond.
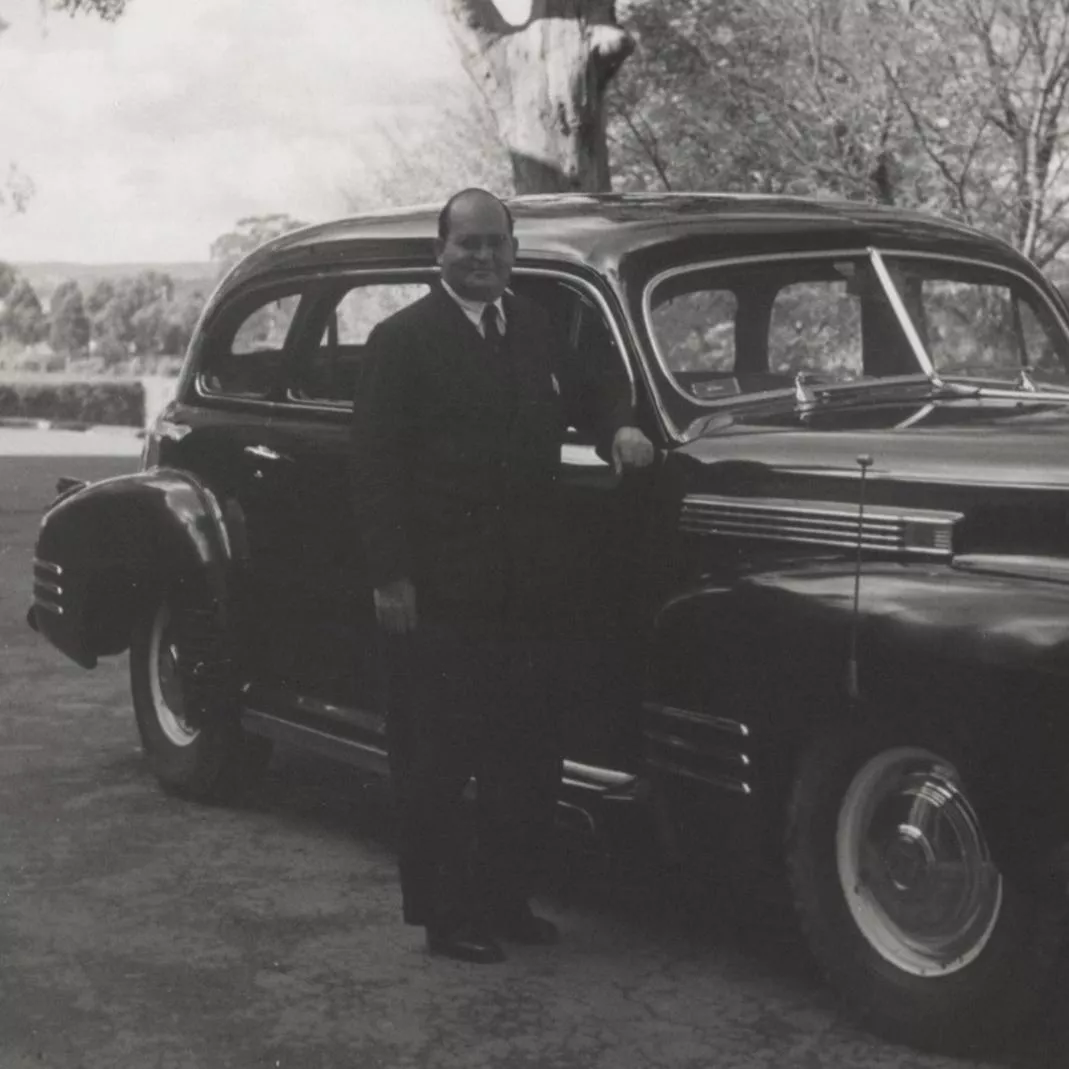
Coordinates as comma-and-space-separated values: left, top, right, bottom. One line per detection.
0, 0, 528, 263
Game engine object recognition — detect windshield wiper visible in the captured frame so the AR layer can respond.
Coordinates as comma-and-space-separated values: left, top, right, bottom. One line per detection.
1010, 368, 1069, 394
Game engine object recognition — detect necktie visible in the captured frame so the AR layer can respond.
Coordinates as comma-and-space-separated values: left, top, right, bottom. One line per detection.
481, 304, 503, 351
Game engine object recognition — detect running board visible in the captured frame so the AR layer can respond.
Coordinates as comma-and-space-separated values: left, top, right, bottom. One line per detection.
241, 707, 390, 778
241, 706, 642, 821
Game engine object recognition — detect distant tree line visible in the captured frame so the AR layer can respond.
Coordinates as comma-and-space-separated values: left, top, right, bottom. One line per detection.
0, 262, 206, 366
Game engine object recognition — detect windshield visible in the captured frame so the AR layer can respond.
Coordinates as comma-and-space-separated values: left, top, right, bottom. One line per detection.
646, 251, 1069, 405
882, 254, 1069, 386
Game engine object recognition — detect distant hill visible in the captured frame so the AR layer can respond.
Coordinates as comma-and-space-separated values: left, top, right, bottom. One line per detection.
15, 262, 216, 305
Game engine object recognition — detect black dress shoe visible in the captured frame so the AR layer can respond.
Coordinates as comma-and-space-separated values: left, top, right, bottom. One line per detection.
426, 922, 506, 964
491, 907, 559, 946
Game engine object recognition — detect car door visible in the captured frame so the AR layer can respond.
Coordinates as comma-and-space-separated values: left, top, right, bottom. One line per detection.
248, 272, 436, 727
155, 284, 313, 686
512, 271, 661, 770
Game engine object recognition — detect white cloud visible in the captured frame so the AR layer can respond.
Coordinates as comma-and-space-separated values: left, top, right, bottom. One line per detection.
0, 0, 467, 262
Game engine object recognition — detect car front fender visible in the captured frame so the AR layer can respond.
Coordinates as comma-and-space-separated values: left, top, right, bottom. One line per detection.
648, 558, 1069, 891
31, 467, 237, 668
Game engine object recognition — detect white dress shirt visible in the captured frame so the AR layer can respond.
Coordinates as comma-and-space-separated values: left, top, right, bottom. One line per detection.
441, 278, 507, 338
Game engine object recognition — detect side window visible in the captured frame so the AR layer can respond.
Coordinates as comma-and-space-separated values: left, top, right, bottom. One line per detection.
768, 281, 862, 378
291, 282, 430, 405
202, 292, 302, 398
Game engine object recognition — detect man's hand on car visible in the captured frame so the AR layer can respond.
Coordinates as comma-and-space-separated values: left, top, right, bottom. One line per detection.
612, 425, 656, 476
374, 577, 418, 634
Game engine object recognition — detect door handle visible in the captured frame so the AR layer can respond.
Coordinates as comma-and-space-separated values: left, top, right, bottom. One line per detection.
560, 443, 610, 469
243, 444, 292, 464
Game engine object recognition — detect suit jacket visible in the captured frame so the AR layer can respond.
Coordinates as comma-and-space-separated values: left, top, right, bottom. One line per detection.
350, 283, 631, 624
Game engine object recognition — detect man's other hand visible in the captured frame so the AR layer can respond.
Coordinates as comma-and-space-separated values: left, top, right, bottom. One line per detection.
611, 425, 656, 476
374, 577, 418, 634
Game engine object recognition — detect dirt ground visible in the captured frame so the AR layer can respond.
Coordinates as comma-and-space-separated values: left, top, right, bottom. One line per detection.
2, 451, 1065, 1069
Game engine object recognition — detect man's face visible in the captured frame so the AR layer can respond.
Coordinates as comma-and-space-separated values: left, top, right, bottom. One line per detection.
436, 195, 518, 302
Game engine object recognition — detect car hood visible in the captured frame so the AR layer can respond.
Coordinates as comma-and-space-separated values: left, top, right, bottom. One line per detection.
680, 395, 1069, 490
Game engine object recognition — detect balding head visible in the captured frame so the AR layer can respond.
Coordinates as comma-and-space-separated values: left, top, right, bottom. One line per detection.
437, 188, 514, 242
435, 188, 518, 302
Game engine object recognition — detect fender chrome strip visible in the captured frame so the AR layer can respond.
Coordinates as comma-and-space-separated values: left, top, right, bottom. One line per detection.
643, 702, 750, 738
645, 756, 753, 796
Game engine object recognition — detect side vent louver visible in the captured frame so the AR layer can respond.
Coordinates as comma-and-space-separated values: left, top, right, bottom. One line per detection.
680, 496, 960, 559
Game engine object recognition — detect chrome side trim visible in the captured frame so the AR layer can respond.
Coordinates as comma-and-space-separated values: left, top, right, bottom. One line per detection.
642, 702, 750, 738
680, 494, 960, 558
561, 759, 636, 793
777, 466, 1069, 491
643, 730, 751, 768
33, 558, 63, 577
240, 708, 390, 775
646, 756, 752, 796
952, 555, 1069, 583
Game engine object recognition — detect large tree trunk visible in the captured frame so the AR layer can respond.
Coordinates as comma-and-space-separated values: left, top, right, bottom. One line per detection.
440, 0, 634, 193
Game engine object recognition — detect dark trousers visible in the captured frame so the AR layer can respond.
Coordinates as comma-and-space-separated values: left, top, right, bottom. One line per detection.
383, 616, 562, 928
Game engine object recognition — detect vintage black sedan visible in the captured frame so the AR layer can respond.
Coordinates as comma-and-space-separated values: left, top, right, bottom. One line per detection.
28, 193, 1069, 1051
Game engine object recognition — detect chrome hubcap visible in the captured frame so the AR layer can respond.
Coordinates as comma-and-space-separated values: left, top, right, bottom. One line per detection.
837, 746, 1002, 976
147, 603, 199, 748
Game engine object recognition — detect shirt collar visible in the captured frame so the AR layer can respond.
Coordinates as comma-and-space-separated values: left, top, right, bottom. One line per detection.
440, 278, 506, 333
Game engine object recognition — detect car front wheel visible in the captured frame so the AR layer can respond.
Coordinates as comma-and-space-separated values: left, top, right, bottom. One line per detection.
786, 725, 1065, 1053
131, 586, 270, 801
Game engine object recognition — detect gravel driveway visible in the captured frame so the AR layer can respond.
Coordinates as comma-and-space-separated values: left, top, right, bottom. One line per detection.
1, 447, 1064, 1069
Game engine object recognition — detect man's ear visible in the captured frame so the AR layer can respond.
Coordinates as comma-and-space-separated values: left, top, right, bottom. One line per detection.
510, 236, 519, 258
434, 238, 446, 263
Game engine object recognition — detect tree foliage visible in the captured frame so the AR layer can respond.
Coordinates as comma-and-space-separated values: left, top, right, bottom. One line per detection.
345, 89, 511, 213
51, 0, 128, 21
209, 214, 310, 277
86, 271, 202, 363
610, 0, 1069, 267
48, 279, 91, 357
0, 270, 47, 347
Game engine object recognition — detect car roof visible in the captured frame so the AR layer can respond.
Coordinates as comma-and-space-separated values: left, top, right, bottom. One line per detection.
218, 192, 1028, 297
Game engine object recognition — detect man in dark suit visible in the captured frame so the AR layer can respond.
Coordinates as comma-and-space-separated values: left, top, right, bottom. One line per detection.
350, 188, 654, 963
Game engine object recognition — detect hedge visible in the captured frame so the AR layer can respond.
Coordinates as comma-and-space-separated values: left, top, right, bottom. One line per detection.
0, 379, 145, 428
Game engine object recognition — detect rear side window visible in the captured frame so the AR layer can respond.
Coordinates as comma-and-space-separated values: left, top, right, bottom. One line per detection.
289, 282, 431, 406
201, 291, 302, 398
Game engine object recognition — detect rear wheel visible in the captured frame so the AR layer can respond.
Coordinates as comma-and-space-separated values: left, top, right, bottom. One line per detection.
131, 586, 271, 801
786, 724, 1065, 1053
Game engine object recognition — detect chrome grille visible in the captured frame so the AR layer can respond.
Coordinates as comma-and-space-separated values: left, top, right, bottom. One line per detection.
680, 495, 961, 559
